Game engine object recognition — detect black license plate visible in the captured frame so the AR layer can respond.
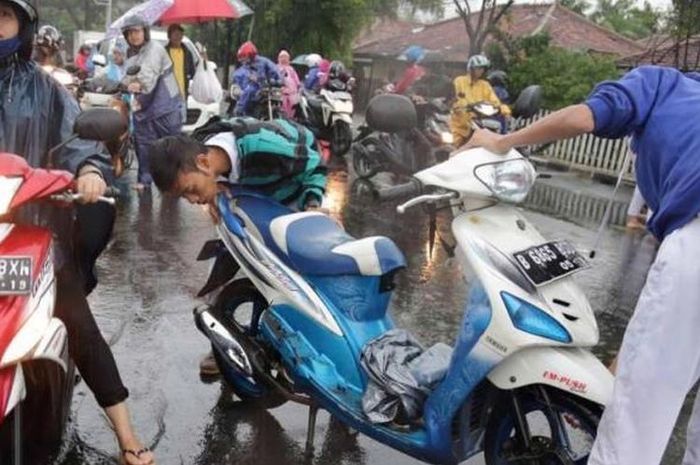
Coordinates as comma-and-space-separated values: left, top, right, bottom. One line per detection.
0, 257, 33, 295
513, 241, 588, 286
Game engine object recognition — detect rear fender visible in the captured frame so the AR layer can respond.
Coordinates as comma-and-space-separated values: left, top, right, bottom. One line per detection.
487, 346, 613, 406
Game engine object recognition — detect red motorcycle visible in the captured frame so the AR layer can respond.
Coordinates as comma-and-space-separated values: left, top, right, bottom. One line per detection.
0, 109, 123, 464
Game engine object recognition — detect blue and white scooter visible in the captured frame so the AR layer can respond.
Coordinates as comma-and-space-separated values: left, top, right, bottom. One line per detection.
193, 95, 613, 465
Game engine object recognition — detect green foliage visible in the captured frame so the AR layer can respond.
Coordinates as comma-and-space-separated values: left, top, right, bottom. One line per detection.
559, 0, 590, 15
504, 34, 619, 110
668, 0, 700, 38
590, 0, 662, 39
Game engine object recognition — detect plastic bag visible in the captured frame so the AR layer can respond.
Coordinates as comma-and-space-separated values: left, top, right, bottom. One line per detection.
190, 58, 223, 105
360, 329, 453, 424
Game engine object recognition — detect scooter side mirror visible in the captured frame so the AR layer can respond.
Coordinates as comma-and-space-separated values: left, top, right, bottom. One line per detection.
512, 85, 543, 119
74, 108, 127, 142
366, 94, 417, 133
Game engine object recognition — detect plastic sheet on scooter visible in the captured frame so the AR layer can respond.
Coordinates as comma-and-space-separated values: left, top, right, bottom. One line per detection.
360, 329, 453, 424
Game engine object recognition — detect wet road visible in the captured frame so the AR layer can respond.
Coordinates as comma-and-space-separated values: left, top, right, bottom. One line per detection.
54, 167, 687, 465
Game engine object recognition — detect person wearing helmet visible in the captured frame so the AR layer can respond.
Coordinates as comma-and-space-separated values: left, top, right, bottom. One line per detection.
487, 70, 510, 104
0, 2, 154, 464
450, 53, 511, 147
231, 40, 281, 117
121, 14, 183, 190
303, 52, 323, 91
395, 45, 427, 95
33, 24, 76, 89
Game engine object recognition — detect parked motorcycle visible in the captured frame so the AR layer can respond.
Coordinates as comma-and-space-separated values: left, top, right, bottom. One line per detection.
352, 86, 542, 180
190, 94, 612, 464
0, 108, 123, 465
297, 87, 354, 162
352, 95, 453, 179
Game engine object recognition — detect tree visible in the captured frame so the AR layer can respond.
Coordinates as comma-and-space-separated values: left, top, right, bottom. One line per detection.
452, 0, 515, 56
590, 0, 662, 39
560, 0, 590, 15
505, 34, 619, 110
663, 0, 700, 70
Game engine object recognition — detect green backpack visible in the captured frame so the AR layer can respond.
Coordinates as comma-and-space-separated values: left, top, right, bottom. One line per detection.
193, 116, 327, 208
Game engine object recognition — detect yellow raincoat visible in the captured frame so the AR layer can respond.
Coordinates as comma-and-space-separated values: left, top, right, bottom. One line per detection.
450, 75, 511, 147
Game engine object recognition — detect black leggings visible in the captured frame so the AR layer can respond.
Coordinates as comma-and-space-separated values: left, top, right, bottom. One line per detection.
54, 266, 128, 408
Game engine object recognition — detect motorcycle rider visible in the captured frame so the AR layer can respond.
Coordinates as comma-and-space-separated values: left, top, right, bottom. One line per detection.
465, 65, 700, 465
0, 1, 154, 464
33, 24, 74, 88
231, 41, 281, 117
395, 45, 427, 95
449, 54, 510, 147
105, 38, 128, 83
148, 117, 328, 376
122, 14, 183, 191
303, 52, 323, 91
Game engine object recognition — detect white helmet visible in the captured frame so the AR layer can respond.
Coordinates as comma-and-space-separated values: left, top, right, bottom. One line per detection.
305, 53, 322, 68
467, 54, 491, 71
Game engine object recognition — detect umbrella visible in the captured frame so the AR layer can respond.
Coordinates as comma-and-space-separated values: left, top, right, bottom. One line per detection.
229, 0, 253, 17
106, 0, 173, 38
159, 0, 241, 24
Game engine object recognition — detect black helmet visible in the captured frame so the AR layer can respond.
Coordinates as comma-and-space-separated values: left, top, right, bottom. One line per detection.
487, 70, 508, 87
5, 0, 38, 60
36, 25, 63, 51
121, 14, 151, 43
328, 60, 346, 80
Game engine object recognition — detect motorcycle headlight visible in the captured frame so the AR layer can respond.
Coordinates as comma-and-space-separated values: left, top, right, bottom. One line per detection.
501, 292, 571, 343
474, 159, 536, 203
440, 132, 454, 145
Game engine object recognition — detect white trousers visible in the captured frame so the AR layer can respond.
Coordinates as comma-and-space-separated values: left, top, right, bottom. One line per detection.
589, 216, 700, 465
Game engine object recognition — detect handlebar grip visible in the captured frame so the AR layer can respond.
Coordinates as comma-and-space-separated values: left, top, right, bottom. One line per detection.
375, 179, 421, 201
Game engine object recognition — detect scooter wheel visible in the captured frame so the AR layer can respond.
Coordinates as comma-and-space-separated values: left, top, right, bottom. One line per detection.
352, 143, 379, 179
483, 386, 602, 465
212, 280, 289, 409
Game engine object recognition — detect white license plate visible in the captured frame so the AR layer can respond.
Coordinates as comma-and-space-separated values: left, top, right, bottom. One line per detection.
0, 257, 33, 295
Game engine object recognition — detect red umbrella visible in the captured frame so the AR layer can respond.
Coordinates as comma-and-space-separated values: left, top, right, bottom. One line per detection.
159, 0, 241, 24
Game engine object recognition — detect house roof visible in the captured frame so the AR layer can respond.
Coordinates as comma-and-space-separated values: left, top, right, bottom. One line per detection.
619, 35, 700, 70
353, 3, 645, 62
353, 18, 424, 49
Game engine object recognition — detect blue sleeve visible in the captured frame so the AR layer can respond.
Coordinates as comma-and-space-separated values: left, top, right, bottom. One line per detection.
263, 58, 281, 82
584, 66, 668, 139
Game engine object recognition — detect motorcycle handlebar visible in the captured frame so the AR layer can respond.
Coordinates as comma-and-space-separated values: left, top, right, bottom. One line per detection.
374, 179, 422, 201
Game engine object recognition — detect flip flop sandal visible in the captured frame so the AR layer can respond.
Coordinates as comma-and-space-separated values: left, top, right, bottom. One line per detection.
122, 447, 153, 465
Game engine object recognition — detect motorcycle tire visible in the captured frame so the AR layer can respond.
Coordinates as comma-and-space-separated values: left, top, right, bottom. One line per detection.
352, 142, 380, 179
483, 386, 602, 465
211, 280, 288, 409
0, 360, 75, 465
331, 120, 353, 157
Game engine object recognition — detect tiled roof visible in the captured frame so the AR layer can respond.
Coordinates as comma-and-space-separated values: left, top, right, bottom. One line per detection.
353, 18, 424, 49
353, 3, 645, 62
618, 35, 700, 70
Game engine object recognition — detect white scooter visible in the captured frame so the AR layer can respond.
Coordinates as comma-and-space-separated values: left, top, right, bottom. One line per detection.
298, 87, 354, 160
192, 94, 614, 463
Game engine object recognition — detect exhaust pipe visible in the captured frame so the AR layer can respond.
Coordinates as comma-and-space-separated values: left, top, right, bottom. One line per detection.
193, 306, 253, 376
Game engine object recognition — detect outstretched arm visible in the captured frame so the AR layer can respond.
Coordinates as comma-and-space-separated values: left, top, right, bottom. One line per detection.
465, 104, 595, 153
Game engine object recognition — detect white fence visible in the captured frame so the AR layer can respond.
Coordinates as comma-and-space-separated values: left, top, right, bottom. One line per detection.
516, 110, 635, 182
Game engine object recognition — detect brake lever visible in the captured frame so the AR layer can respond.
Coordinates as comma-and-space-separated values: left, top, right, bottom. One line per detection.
397, 192, 457, 215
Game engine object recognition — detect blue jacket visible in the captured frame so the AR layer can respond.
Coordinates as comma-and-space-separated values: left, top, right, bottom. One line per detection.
232, 56, 281, 116
304, 66, 320, 91
586, 66, 700, 240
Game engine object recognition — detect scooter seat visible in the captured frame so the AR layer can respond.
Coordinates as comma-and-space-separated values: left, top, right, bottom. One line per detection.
270, 212, 406, 277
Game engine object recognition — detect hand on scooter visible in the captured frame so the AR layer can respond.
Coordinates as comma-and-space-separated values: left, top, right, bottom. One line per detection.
463, 128, 511, 155
127, 81, 142, 93
76, 166, 107, 203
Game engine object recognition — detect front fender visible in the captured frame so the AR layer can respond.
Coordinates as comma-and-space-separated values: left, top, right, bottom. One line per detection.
487, 346, 613, 406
